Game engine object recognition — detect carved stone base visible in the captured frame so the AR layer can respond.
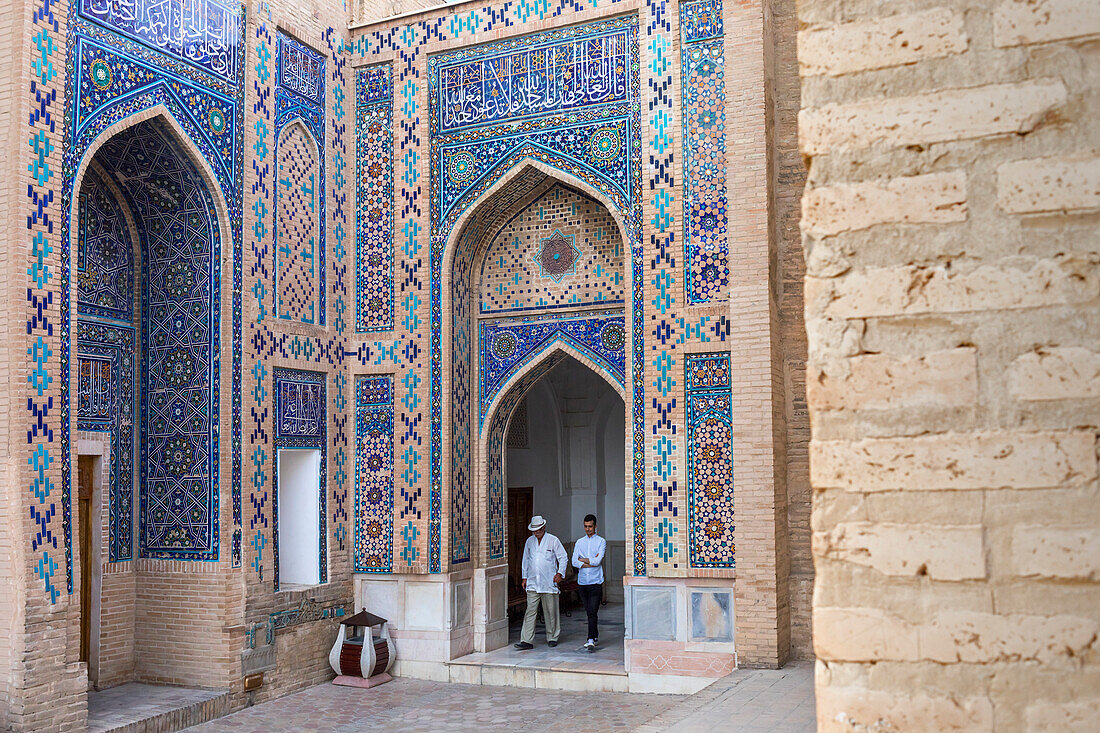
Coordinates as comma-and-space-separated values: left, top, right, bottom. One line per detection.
332, 673, 392, 689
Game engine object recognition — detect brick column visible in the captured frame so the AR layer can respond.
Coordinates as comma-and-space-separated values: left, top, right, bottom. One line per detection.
727, 0, 790, 668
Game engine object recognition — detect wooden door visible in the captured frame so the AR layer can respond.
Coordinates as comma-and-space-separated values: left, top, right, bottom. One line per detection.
77, 456, 94, 666
506, 487, 533, 608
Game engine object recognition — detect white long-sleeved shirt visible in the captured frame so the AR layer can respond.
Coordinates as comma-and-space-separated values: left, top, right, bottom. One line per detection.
521, 532, 568, 594
571, 533, 606, 586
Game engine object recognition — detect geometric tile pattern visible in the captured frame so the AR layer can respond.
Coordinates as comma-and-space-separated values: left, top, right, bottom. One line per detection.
275, 123, 322, 324
273, 368, 328, 587
77, 168, 135, 321
685, 352, 734, 568
355, 65, 394, 332
93, 120, 222, 560
681, 0, 728, 304
355, 376, 394, 572
275, 32, 326, 325
77, 321, 136, 562
479, 185, 624, 314
478, 311, 625, 428
645, 0, 676, 575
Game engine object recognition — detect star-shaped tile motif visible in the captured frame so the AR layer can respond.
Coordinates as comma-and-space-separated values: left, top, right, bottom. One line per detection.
533, 229, 580, 282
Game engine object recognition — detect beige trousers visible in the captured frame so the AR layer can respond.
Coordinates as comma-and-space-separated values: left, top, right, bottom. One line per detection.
520, 590, 561, 643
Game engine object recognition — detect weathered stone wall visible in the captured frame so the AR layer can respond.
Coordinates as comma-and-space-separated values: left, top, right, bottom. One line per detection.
800, 0, 1100, 728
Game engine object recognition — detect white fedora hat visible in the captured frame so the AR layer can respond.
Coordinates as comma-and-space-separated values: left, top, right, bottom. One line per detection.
527, 515, 547, 531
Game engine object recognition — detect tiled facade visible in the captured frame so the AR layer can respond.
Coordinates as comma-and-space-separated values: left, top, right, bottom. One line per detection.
1, 0, 811, 726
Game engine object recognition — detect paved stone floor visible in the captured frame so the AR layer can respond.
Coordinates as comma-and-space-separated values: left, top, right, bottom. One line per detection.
452, 601, 625, 675
186, 662, 815, 732
636, 663, 816, 732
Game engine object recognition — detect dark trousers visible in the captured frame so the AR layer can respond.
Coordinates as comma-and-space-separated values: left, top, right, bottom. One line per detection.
578, 583, 602, 641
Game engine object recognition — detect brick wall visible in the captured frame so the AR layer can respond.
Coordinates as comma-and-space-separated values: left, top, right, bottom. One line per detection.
800, 0, 1100, 728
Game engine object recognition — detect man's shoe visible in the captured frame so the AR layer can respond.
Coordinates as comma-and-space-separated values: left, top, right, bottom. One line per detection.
548, 640, 558, 647
514, 641, 534, 650
589, 639, 598, 653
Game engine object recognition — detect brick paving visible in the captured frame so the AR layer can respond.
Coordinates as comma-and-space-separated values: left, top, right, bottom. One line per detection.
185, 662, 815, 732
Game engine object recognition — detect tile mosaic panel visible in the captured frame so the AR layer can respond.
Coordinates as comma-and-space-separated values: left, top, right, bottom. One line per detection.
275, 372, 326, 441
451, 254, 473, 564
90, 121, 222, 560
478, 185, 624, 314
681, 0, 728, 304
77, 168, 135, 322
77, 321, 136, 562
355, 65, 394, 332
355, 376, 395, 572
272, 368, 328, 587
686, 352, 734, 568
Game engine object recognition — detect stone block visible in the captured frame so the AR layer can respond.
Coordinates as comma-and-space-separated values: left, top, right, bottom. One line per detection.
1026, 700, 1100, 731
920, 612, 1098, 664
814, 607, 919, 661
814, 522, 985, 580
811, 430, 1096, 492
994, 0, 1100, 47
800, 80, 1066, 155
808, 348, 977, 411
806, 256, 1098, 319
799, 9, 967, 77
997, 155, 1100, 213
1012, 527, 1100, 579
817, 685, 994, 732
1008, 346, 1100, 400
802, 172, 967, 237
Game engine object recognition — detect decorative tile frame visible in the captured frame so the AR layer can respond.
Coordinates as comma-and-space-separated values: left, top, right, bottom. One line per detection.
61, 0, 246, 578
681, 0, 728, 303
354, 375, 395, 572
355, 64, 394, 332
686, 352, 734, 568
427, 16, 644, 572
272, 367, 328, 587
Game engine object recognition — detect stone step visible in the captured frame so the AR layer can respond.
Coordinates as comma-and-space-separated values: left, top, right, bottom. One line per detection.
87, 683, 231, 733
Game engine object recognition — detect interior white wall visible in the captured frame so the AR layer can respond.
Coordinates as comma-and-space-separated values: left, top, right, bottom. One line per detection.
600, 399, 626, 543
277, 448, 321, 586
506, 382, 566, 531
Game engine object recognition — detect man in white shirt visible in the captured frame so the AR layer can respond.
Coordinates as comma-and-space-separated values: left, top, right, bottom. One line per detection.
571, 514, 607, 652
514, 515, 569, 650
